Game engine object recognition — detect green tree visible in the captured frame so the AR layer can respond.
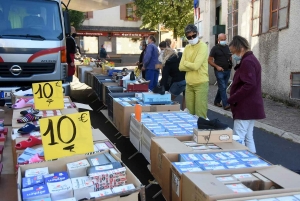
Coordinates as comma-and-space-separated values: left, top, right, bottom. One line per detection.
68, 10, 85, 30
134, 0, 194, 38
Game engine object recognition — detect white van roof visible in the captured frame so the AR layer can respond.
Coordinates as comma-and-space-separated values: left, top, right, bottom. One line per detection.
62, 0, 134, 12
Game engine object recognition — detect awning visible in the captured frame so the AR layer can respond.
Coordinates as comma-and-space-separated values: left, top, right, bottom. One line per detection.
62, 0, 134, 12
77, 31, 155, 37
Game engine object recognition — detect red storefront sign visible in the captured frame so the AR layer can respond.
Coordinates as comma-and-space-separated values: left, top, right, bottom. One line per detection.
112, 32, 155, 37
77, 32, 108, 36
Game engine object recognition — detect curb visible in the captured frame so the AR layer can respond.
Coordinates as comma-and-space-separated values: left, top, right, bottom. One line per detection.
208, 104, 300, 144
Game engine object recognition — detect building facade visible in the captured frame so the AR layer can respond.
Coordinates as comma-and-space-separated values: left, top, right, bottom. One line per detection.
196, 0, 300, 103
76, 3, 158, 63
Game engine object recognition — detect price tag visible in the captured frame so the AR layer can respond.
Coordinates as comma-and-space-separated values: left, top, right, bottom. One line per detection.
32, 81, 64, 110
40, 112, 94, 160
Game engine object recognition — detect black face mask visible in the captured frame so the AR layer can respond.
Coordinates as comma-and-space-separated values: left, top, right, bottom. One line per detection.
72, 33, 77, 38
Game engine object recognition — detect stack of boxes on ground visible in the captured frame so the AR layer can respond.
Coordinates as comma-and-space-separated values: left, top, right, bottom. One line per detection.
7, 87, 144, 201
27, 65, 300, 201
0, 117, 9, 177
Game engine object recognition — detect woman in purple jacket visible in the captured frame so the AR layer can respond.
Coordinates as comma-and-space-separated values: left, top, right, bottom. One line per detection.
228, 35, 266, 153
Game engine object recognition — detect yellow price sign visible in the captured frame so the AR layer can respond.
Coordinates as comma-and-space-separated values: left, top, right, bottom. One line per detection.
40, 112, 94, 160
32, 81, 64, 110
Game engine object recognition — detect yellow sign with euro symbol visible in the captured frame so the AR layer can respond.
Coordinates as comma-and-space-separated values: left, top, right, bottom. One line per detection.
40, 112, 94, 160
32, 81, 64, 110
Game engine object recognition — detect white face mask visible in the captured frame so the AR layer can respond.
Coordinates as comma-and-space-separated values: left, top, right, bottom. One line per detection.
158, 50, 164, 62
188, 37, 199, 45
146, 40, 149, 45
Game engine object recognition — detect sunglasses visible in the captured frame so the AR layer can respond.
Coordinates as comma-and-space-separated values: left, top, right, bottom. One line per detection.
186, 34, 197, 40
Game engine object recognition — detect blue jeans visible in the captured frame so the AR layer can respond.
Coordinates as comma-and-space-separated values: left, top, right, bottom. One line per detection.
66, 76, 73, 82
214, 70, 231, 107
146, 69, 159, 90
169, 80, 186, 96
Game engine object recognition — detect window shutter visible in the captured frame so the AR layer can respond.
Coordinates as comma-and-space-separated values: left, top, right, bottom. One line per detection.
278, 0, 289, 29
120, 4, 126, 20
252, 0, 261, 36
261, 0, 270, 33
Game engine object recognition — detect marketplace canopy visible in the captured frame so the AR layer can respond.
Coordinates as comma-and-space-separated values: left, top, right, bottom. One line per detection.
62, 0, 134, 12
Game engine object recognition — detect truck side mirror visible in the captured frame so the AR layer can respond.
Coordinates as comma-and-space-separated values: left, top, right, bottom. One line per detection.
63, 11, 71, 36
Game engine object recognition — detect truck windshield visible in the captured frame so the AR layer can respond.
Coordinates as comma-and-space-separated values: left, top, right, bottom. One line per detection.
0, 0, 63, 41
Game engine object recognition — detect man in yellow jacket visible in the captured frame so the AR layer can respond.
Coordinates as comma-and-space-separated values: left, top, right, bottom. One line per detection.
179, 24, 209, 119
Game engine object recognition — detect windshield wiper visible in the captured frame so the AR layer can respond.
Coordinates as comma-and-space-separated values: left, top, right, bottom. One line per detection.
0, 34, 45, 40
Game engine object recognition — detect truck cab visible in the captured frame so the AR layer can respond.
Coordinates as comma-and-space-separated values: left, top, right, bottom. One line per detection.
0, 0, 70, 103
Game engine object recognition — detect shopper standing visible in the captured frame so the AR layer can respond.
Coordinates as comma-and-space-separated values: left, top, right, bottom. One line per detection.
136, 40, 147, 79
228, 35, 265, 153
66, 26, 77, 82
208, 33, 232, 110
179, 24, 209, 118
99, 44, 110, 61
143, 35, 159, 90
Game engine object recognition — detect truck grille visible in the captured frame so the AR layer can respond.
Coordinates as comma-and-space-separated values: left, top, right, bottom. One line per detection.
0, 63, 55, 77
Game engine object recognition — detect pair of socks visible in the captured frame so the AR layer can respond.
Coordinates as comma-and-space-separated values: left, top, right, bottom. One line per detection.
17, 113, 41, 123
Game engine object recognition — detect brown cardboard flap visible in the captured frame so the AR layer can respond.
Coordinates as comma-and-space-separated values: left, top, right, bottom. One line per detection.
183, 172, 233, 196
92, 129, 108, 142
256, 166, 300, 188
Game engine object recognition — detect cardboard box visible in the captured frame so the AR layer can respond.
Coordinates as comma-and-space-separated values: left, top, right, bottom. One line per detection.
150, 138, 194, 187
102, 82, 119, 106
181, 166, 300, 201
171, 151, 272, 201
156, 140, 248, 201
17, 151, 144, 201
217, 192, 300, 201
193, 128, 233, 143
113, 102, 180, 137
0, 106, 12, 126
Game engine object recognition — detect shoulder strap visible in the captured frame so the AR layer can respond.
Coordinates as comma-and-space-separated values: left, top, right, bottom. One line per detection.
218, 45, 230, 60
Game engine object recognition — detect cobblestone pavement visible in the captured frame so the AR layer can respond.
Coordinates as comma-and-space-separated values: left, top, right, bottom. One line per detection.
208, 85, 300, 136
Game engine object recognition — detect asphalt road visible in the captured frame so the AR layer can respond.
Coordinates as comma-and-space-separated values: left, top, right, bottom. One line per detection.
72, 89, 300, 201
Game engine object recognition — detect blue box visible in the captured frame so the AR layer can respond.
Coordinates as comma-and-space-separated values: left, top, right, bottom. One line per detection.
210, 152, 237, 161
22, 184, 50, 201
197, 153, 216, 161
142, 93, 171, 104
44, 172, 69, 183
201, 164, 228, 171
244, 159, 270, 167
22, 175, 44, 189
179, 153, 202, 162
196, 161, 221, 167
232, 150, 257, 158
172, 162, 203, 174
172, 130, 191, 136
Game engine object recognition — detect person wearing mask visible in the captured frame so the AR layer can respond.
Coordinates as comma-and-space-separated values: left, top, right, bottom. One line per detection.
99, 45, 110, 61
66, 26, 77, 82
156, 46, 186, 109
136, 40, 147, 79
179, 24, 209, 118
158, 41, 171, 91
208, 33, 232, 110
143, 35, 159, 90
228, 35, 265, 153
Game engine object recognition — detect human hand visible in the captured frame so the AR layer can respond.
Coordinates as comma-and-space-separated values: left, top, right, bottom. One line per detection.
216, 66, 224, 72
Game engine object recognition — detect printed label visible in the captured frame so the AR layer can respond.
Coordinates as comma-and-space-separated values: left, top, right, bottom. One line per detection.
233, 174, 253, 179
217, 177, 235, 182
219, 134, 230, 141
95, 164, 113, 171
91, 158, 100, 166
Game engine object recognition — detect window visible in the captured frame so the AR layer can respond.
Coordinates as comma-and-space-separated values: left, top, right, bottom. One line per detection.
120, 3, 139, 21
126, 3, 133, 20
290, 72, 300, 100
251, 0, 290, 36
227, 0, 238, 42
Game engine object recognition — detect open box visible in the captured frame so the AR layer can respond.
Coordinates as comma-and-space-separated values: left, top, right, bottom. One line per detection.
17, 150, 145, 201
157, 141, 248, 201
113, 102, 180, 137
181, 165, 300, 201
170, 151, 273, 201
217, 191, 300, 200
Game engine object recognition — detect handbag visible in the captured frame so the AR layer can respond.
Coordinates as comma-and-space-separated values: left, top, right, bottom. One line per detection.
218, 46, 233, 69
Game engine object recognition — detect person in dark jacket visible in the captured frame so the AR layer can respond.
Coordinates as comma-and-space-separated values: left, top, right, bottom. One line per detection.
136, 40, 147, 79
228, 35, 266, 153
156, 47, 186, 109
66, 26, 76, 82
99, 45, 110, 61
